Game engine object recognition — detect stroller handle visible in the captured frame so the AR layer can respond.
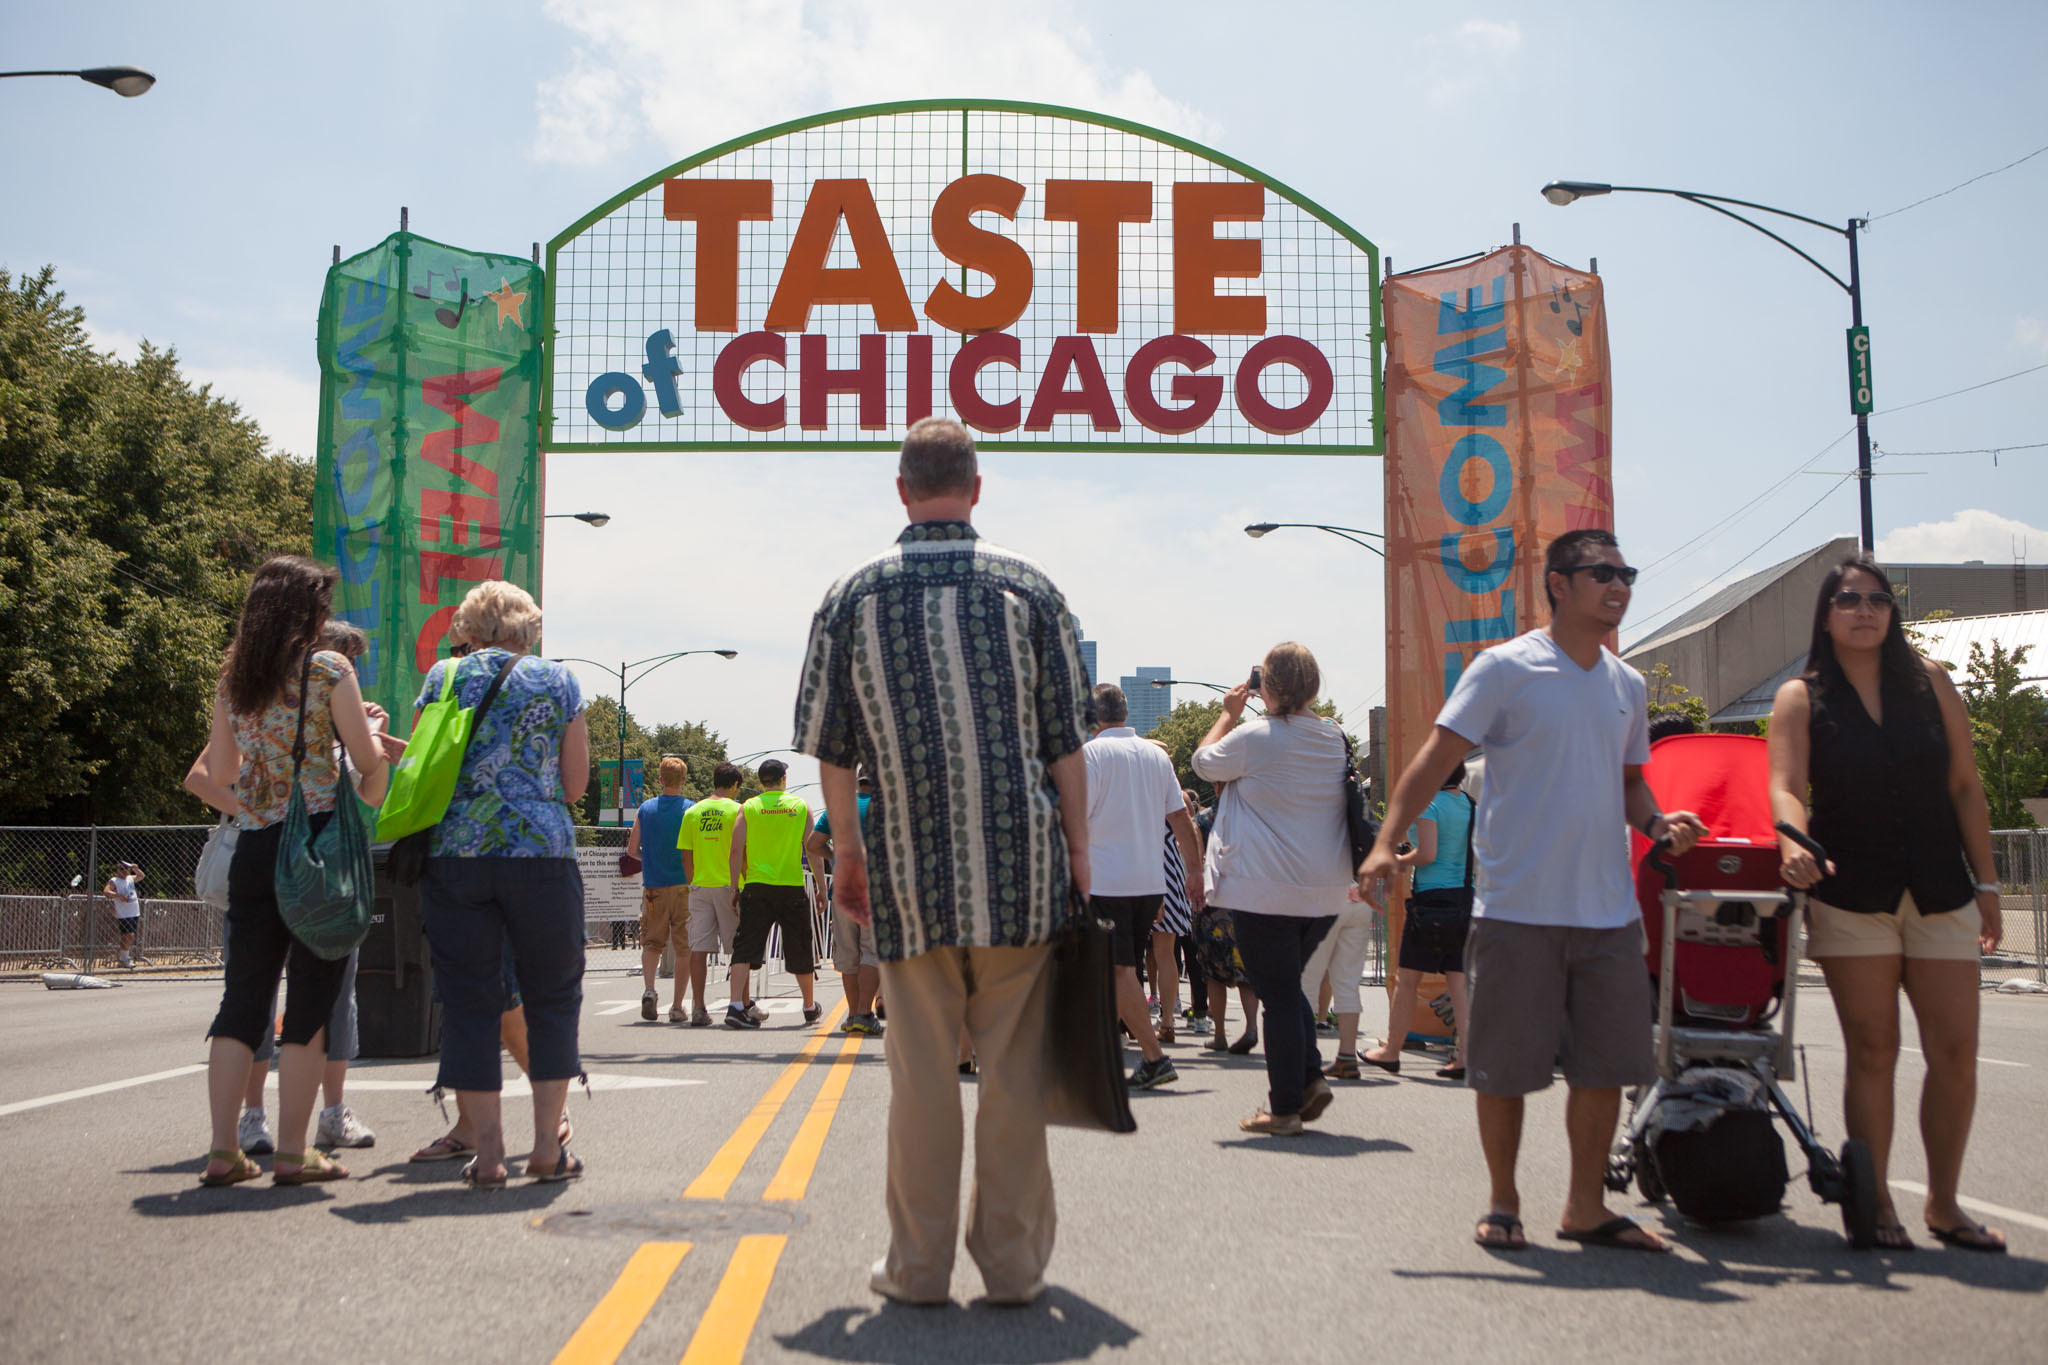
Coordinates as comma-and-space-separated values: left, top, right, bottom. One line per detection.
1645, 836, 1678, 890
1774, 820, 1830, 866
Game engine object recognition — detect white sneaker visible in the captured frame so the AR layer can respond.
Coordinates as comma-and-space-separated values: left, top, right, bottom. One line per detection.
117, 952, 132, 968
316, 1103, 376, 1149
746, 1001, 770, 1022
238, 1107, 274, 1156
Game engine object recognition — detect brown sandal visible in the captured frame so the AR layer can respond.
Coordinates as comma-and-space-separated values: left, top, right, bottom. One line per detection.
199, 1149, 262, 1187
272, 1150, 349, 1185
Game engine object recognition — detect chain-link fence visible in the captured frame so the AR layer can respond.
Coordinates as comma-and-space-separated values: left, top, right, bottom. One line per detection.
1986, 828, 2047, 986
0, 826, 220, 973
15, 823, 2032, 986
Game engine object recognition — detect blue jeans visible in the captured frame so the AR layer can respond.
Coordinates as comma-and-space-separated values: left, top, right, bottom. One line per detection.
421, 857, 584, 1091
1230, 910, 1336, 1117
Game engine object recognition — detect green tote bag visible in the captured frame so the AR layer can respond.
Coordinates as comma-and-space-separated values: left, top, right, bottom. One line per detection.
275, 653, 375, 961
375, 654, 492, 842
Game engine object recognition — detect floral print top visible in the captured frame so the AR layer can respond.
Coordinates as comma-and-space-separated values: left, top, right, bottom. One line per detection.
414, 649, 585, 858
231, 651, 349, 830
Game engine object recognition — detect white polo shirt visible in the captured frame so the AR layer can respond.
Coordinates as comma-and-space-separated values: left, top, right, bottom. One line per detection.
1084, 727, 1184, 897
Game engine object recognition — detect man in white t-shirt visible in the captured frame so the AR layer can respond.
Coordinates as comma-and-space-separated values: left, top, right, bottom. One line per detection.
1362, 529, 1705, 1254
1085, 684, 1205, 1092
105, 862, 144, 967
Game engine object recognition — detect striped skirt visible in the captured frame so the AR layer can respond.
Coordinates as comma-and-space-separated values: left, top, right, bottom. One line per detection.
1158, 823, 1194, 937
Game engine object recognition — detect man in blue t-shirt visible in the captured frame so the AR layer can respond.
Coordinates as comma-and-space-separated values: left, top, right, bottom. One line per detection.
1361, 529, 1706, 1254
806, 769, 883, 1034
628, 756, 696, 1022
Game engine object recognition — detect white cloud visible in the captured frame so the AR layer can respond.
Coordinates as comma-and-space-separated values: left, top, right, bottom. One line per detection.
1876, 508, 2047, 564
533, 0, 1215, 166
2015, 317, 2048, 359
1420, 18, 1523, 107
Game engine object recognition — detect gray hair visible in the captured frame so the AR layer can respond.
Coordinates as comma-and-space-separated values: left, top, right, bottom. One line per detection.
899, 417, 977, 500
1091, 683, 1129, 726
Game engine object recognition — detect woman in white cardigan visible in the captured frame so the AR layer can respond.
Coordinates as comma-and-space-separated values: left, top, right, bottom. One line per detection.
1192, 642, 1358, 1136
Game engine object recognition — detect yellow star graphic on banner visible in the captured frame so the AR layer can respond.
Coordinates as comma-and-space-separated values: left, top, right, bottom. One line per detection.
1553, 335, 1583, 382
485, 277, 527, 328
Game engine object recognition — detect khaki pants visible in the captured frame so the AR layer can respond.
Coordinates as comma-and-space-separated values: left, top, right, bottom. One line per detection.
877, 943, 1057, 1301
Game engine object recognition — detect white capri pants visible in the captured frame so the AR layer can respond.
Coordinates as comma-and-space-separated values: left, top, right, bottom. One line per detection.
1300, 904, 1377, 1015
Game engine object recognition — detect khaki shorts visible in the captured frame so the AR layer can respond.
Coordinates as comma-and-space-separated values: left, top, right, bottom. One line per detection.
639, 884, 688, 955
831, 903, 880, 975
688, 885, 739, 954
1806, 890, 1981, 961
1462, 917, 1654, 1097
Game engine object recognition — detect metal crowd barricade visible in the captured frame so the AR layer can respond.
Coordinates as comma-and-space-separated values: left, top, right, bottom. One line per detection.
0, 824, 218, 973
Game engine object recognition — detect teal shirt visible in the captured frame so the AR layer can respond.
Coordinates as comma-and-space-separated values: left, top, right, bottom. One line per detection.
1410, 789, 1473, 892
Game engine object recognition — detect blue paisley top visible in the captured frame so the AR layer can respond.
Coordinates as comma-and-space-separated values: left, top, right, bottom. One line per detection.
414, 649, 585, 858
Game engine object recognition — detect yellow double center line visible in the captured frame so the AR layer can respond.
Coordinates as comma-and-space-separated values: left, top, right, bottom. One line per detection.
551, 997, 860, 1365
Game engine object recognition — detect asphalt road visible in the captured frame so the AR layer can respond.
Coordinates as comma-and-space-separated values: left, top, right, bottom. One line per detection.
2, 969, 2043, 1365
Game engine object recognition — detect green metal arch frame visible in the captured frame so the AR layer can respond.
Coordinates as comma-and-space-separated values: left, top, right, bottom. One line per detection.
542, 97, 1383, 454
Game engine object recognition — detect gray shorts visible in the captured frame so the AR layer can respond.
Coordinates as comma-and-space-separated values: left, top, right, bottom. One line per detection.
688, 885, 739, 955
831, 903, 880, 975
1462, 917, 1652, 1096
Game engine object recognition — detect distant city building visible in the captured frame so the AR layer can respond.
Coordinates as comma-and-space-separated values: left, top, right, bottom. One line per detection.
1121, 666, 1172, 736
1075, 622, 1098, 685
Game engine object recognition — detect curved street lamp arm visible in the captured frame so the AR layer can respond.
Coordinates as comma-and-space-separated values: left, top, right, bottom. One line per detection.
551, 656, 620, 681
1604, 184, 1848, 237
1671, 194, 1852, 294
624, 648, 738, 690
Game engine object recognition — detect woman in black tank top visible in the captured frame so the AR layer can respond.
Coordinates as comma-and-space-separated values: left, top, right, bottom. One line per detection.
1767, 554, 2005, 1252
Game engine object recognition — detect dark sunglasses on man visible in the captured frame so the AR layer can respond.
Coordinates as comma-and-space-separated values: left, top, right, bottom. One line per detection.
1831, 589, 1894, 610
1556, 563, 1639, 586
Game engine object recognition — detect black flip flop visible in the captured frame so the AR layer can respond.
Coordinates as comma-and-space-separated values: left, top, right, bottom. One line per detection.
1227, 1031, 1259, 1055
460, 1158, 507, 1191
1927, 1221, 2006, 1253
1558, 1216, 1670, 1253
1436, 1064, 1466, 1081
529, 1149, 584, 1183
1474, 1212, 1526, 1250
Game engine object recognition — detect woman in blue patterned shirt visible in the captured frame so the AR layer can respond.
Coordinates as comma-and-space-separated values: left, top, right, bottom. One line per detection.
416, 581, 590, 1187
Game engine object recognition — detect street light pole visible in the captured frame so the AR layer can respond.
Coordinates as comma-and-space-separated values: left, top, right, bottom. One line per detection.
553, 649, 739, 822
1540, 180, 1874, 551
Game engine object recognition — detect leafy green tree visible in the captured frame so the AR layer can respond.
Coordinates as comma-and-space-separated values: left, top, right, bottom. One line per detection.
1638, 662, 1711, 732
1960, 641, 2047, 829
0, 267, 314, 824
576, 696, 759, 824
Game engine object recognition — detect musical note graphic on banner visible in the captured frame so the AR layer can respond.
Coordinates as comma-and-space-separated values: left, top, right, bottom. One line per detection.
412, 270, 443, 301
1548, 285, 1586, 336
435, 284, 470, 330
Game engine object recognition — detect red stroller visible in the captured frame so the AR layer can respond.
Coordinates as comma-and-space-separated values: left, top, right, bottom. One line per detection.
1604, 733, 1880, 1246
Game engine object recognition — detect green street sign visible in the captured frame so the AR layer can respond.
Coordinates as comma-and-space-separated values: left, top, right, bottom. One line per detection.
1847, 325, 1874, 416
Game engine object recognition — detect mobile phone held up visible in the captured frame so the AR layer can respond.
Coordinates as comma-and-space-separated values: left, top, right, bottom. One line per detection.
1247, 665, 1262, 692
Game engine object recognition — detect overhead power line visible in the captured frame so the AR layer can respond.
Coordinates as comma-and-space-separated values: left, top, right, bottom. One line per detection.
1637, 427, 1854, 577
1874, 360, 2048, 416
1878, 441, 2048, 460
1869, 138, 2048, 221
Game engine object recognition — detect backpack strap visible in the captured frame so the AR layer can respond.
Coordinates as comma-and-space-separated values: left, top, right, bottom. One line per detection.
1459, 790, 1476, 891
463, 652, 522, 757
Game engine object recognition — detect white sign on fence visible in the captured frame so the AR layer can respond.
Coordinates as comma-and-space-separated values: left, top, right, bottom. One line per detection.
576, 846, 641, 920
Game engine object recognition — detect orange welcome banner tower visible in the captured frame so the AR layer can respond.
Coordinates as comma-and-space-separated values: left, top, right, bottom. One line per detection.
1381, 245, 1615, 1037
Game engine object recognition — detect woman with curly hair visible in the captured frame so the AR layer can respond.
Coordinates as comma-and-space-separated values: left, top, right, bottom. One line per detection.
184, 556, 402, 1186
1768, 553, 2006, 1252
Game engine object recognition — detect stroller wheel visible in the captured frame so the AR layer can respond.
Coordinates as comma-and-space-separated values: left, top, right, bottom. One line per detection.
1637, 1152, 1668, 1204
1838, 1139, 1879, 1249
1604, 1153, 1633, 1194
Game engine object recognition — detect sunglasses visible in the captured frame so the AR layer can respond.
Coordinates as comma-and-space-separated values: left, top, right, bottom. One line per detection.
1557, 563, 1639, 586
1831, 590, 1894, 611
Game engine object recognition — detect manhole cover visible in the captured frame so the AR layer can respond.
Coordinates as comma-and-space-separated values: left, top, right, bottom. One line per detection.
532, 1202, 807, 1241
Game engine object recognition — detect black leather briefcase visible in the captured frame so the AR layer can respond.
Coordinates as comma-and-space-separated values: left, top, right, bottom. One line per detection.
1043, 890, 1137, 1134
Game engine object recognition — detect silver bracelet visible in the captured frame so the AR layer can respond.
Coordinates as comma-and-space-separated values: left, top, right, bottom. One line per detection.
1973, 881, 1999, 894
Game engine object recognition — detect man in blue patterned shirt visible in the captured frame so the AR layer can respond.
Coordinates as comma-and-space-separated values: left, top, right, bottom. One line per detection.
793, 416, 1091, 1308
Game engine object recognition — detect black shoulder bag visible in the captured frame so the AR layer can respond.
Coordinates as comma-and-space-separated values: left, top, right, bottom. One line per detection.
385, 652, 521, 887
1043, 886, 1137, 1134
1342, 730, 1380, 868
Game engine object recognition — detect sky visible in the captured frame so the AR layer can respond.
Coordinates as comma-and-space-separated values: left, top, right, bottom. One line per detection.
6, 1, 2047, 800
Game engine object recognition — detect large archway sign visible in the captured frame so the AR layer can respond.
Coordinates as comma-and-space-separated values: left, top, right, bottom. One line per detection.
542, 100, 1383, 454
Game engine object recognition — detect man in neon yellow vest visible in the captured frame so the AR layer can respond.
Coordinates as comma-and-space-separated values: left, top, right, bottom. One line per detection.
726, 759, 819, 1027
677, 761, 746, 1026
